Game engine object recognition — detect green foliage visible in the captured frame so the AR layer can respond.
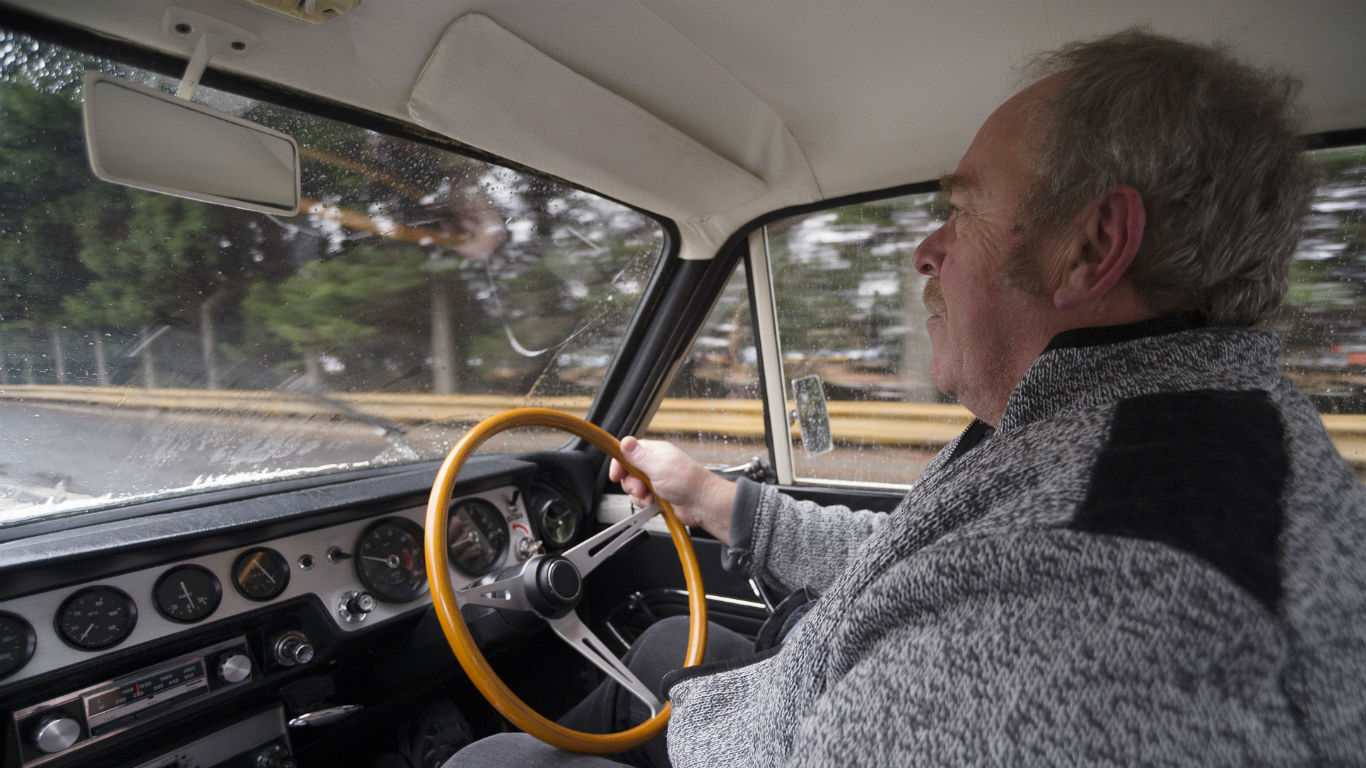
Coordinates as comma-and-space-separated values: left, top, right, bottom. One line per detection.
243, 245, 426, 356
769, 194, 943, 359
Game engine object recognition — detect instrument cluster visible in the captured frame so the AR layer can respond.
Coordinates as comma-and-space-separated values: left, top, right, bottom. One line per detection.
0, 487, 539, 688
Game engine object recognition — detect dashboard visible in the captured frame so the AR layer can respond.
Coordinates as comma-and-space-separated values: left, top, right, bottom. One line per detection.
0, 490, 533, 688
0, 457, 589, 768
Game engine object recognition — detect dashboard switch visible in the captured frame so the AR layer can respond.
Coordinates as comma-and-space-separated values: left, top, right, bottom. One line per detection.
32, 715, 81, 753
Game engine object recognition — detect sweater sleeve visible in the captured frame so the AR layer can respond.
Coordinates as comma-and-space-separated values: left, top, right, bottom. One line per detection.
727, 478, 890, 593
780, 529, 1307, 766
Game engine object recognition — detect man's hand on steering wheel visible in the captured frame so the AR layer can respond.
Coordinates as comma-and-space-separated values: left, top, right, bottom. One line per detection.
608, 436, 738, 546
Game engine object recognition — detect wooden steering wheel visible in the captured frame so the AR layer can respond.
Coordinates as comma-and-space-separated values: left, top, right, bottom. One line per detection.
424, 408, 708, 753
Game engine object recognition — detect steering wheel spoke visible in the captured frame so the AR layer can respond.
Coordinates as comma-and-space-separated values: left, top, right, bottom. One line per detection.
457, 571, 533, 612
548, 613, 663, 715
562, 502, 658, 578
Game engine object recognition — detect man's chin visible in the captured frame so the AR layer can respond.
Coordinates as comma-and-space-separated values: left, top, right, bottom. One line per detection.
926, 348, 954, 399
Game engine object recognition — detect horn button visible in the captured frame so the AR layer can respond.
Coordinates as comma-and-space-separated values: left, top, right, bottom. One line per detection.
527, 556, 582, 617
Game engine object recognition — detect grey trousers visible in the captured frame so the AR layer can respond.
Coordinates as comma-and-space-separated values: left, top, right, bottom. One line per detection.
444, 616, 753, 768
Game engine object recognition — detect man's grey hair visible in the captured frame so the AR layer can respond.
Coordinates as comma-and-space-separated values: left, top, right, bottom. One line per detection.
1022, 28, 1315, 325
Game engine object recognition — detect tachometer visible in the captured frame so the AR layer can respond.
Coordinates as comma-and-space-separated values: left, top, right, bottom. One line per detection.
56, 586, 137, 650
448, 498, 510, 576
0, 612, 36, 679
355, 517, 427, 603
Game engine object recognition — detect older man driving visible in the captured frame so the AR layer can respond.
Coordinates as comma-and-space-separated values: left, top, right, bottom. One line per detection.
448, 27, 1366, 768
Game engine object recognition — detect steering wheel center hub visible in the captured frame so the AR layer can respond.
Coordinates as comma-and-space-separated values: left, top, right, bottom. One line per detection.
523, 555, 583, 616
543, 558, 581, 603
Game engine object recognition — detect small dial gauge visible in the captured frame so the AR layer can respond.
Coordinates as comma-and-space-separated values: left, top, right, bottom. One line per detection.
448, 498, 510, 576
534, 494, 581, 549
0, 612, 37, 679
232, 548, 290, 601
56, 586, 137, 651
355, 517, 427, 603
153, 565, 222, 623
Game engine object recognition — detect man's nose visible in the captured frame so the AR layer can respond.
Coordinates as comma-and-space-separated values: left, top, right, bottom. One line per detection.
912, 223, 947, 275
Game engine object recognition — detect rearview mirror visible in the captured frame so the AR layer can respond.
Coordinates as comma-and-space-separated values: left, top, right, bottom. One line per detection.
82, 72, 300, 216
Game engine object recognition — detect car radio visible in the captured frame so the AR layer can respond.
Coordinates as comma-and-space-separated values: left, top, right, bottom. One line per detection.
10, 637, 255, 767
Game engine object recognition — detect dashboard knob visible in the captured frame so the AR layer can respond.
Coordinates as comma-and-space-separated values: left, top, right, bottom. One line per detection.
32, 715, 81, 754
218, 652, 253, 683
273, 631, 315, 667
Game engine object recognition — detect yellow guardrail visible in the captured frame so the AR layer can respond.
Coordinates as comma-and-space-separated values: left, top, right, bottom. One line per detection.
1, 384, 1361, 468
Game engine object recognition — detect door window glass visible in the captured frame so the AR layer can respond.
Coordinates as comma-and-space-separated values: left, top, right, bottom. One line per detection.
763, 145, 1365, 485
766, 192, 961, 485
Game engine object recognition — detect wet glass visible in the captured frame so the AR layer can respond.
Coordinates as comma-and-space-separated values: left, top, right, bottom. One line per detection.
764, 149, 1365, 485
0, 31, 664, 526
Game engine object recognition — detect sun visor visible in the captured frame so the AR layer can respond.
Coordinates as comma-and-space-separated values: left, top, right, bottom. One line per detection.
407, 14, 766, 231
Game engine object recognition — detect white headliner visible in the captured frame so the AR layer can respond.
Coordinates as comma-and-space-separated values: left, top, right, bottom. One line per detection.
8, 0, 1366, 259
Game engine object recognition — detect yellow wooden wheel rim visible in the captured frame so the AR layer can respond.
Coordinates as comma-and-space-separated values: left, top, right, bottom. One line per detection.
425, 408, 707, 753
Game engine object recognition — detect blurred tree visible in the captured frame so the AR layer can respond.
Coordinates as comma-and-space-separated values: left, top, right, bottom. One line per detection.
242, 244, 426, 388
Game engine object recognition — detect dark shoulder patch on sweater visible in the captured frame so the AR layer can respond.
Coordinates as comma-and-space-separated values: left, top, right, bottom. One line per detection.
1073, 390, 1286, 610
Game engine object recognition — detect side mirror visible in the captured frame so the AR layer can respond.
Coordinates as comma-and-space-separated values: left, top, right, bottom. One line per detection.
82, 72, 300, 216
792, 374, 833, 456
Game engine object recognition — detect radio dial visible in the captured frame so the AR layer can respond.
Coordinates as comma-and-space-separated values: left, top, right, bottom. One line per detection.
218, 652, 253, 683
32, 715, 80, 754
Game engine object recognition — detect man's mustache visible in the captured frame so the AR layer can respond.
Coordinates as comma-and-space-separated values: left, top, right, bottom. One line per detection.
923, 277, 946, 317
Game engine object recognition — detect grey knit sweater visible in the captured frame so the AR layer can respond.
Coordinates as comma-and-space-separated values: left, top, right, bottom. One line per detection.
665, 319, 1366, 766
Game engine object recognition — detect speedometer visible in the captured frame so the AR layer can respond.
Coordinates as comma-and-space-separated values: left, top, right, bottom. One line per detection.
355, 517, 427, 603
447, 498, 509, 576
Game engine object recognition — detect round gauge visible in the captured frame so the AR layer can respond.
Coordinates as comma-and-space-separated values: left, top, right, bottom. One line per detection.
355, 517, 427, 603
231, 548, 291, 601
447, 498, 510, 576
534, 494, 581, 549
153, 565, 222, 623
56, 586, 137, 651
0, 612, 37, 679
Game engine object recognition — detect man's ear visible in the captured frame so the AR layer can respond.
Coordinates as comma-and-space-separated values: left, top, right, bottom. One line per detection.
1053, 184, 1145, 310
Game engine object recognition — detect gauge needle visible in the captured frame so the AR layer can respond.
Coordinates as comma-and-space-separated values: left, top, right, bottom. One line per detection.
80, 624, 94, 641
251, 557, 277, 583
180, 581, 195, 609
362, 555, 399, 568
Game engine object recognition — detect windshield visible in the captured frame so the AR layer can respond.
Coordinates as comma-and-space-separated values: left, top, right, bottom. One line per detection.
0, 31, 665, 526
